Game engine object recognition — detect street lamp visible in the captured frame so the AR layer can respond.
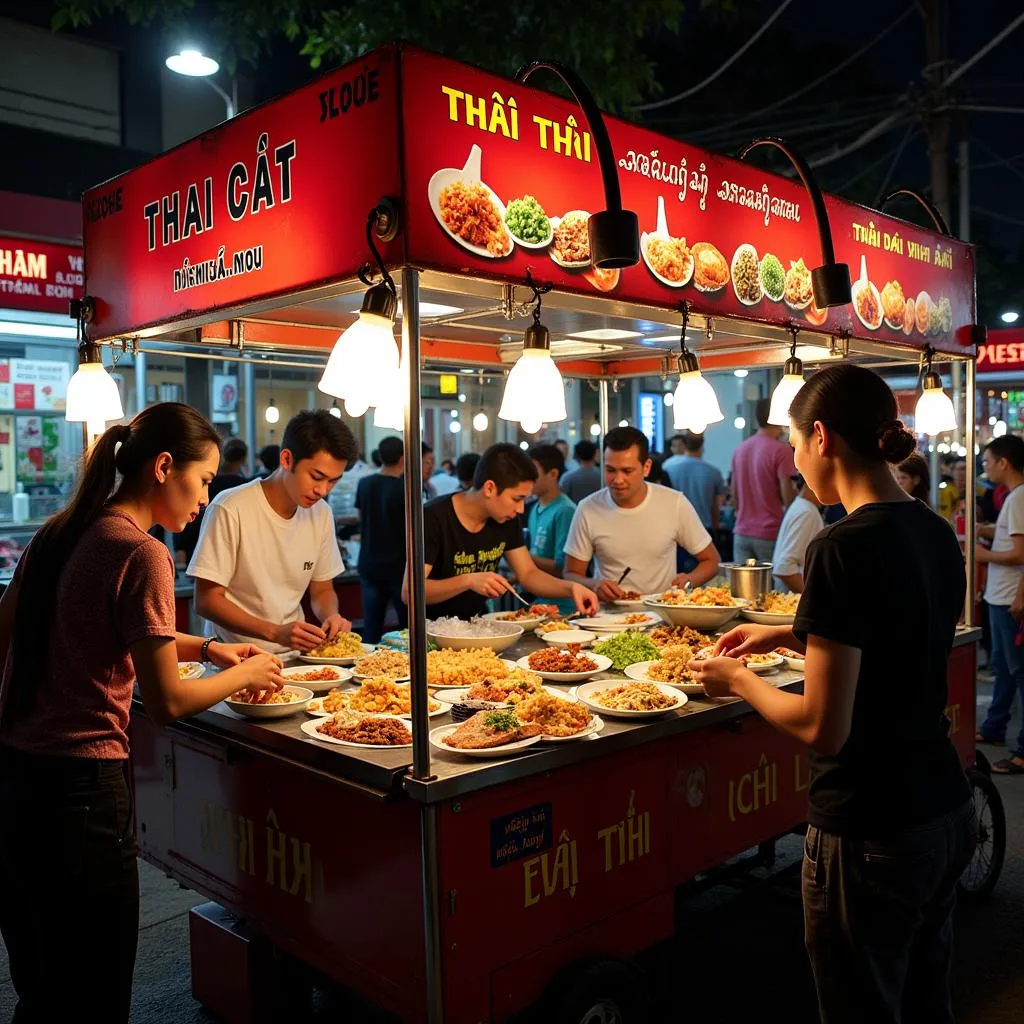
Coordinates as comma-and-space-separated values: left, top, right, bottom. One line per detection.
1001, 311, 1020, 324
165, 47, 237, 119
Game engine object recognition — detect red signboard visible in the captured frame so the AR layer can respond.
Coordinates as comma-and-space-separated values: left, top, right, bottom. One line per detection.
399, 48, 975, 355
977, 328, 1024, 374
83, 48, 402, 339
83, 45, 975, 355
0, 236, 83, 315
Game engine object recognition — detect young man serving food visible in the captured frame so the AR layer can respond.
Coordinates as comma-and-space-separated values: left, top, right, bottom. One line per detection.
403, 443, 598, 620
189, 410, 360, 654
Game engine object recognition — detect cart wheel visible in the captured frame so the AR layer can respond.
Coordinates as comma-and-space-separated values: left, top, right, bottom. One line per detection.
551, 959, 653, 1024
959, 768, 1006, 901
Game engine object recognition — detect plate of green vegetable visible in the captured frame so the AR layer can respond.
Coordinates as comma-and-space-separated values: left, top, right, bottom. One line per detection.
592, 631, 662, 671
504, 195, 553, 249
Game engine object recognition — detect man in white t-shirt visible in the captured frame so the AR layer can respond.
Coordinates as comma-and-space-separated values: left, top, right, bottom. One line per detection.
563, 426, 720, 600
976, 435, 1024, 772
189, 411, 359, 654
771, 475, 824, 592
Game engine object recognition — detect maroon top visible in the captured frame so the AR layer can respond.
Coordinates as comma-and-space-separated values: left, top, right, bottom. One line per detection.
0, 509, 177, 759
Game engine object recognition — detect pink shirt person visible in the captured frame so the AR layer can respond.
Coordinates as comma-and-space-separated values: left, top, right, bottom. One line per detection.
731, 406, 797, 542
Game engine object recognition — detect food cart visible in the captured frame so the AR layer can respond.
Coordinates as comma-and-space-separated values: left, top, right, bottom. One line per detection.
81, 44, 997, 1024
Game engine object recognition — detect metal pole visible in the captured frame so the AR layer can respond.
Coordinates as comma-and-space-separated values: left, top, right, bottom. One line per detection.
950, 134, 969, 446
134, 349, 147, 417
402, 268, 444, 1024
965, 357, 977, 627
598, 378, 610, 474
242, 360, 256, 461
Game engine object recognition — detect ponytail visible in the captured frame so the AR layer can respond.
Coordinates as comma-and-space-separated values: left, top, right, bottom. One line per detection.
4, 403, 220, 726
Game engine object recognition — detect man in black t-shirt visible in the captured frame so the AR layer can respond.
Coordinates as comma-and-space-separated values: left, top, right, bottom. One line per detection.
355, 437, 408, 643
403, 443, 598, 621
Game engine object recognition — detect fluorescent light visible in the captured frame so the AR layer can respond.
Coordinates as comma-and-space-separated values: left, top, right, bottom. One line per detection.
568, 329, 642, 341
0, 320, 78, 340
395, 301, 464, 318
1001, 311, 1020, 324
165, 49, 220, 77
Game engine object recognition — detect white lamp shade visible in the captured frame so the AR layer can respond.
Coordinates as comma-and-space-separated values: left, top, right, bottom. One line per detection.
373, 371, 405, 431
915, 384, 958, 435
498, 349, 566, 425
318, 313, 398, 410
768, 373, 806, 426
472, 411, 489, 432
672, 371, 723, 432
165, 49, 220, 77
65, 362, 124, 423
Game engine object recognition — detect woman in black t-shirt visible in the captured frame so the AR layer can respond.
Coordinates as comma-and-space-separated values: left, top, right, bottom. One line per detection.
689, 364, 975, 1024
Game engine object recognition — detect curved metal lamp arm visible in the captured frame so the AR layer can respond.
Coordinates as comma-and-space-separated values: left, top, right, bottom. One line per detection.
879, 188, 952, 237
516, 60, 638, 269
738, 136, 851, 308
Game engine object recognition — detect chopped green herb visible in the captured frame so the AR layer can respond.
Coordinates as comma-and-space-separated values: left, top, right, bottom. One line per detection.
484, 711, 520, 731
592, 631, 660, 670
505, 195, 551, 244
759, 253, 785, 302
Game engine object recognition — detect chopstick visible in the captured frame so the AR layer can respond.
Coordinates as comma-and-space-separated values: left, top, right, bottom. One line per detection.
616, 566, 632, 586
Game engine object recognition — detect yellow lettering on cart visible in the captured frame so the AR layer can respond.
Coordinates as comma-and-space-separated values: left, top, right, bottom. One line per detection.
728, 754, 778, 823
440, 86, 520, 140
199, 799, 256, 876
264, 808, 315, 903
522, 829, 578, 908
945, 703, 961, 735
596, 790, 651, 873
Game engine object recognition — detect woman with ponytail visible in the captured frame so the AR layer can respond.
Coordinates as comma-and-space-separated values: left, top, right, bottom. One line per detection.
0, 402, 287, 1023
689, 364, 975, 1024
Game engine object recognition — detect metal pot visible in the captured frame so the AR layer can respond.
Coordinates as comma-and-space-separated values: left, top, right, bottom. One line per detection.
724, 559, 774, 603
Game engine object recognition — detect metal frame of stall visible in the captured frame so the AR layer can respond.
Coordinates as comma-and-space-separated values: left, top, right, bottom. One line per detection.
79, 43, 985, 1023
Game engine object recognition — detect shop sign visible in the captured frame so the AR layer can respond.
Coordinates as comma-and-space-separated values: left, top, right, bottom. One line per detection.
211, 373, 238, 418
0, 237, 84, 316
635, 392, 664, 452
0, 359, 70, 411
977, 330, 1024, 373
83, 48, 401, 340
399, 48, 976, 355
438, 373, 458, 395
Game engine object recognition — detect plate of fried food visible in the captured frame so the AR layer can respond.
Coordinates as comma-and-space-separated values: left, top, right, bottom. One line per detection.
641, 196, 694, 288
649, 624, 715, 650
575, 679, 686, 718
225, 685, 314, 719
624, 642, 705, 695
431, 666, 552, 707
611, 590, 646, 609
643, 587, 748, 628
775, 647, 806, 672
352, 649, 411, 682
549, 210, 593, 269
483, 604, 560, 631
178, 661, 204, 680
281, 664, 354, 693
691, 241, 730, 294
301, 712, 414, 749
430, 710, 544, 758
741, 591, 800, 625
694, 647, 784, 674
519, 644, 612, 682
569, 613, 659, 634
305, 679, 446, 718
428, 144, 513, 259
515, 691, 604, 742
299, 632, 375, 665
535, 619, 575, 636
426, 647, 515, 688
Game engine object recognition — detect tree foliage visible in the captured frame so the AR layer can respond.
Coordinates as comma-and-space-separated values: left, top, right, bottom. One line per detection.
51, 0, 693, 112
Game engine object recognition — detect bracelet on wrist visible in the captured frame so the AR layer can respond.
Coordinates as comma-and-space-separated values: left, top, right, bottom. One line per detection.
200, 637, 215, 663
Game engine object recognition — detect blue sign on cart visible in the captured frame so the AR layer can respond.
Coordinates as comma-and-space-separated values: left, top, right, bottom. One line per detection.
490, 802, 553, 868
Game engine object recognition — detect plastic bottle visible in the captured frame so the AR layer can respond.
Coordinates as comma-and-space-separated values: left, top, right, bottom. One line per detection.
12, 483, 28, 525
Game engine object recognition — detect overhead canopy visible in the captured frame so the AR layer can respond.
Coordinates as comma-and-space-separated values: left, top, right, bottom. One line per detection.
82, 43, 976, 370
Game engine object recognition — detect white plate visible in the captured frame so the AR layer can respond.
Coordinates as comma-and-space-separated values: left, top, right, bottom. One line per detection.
540, 629, 597, 647
641, 596, 748, 629
852, 279, 883, 330
177, 661, 204, 680
431, 682, 569, 705
300, 715, 413, 749
624, 659, 704, 696
482, 610, 549, 631
548, 211, 592, 269
611, 598, 647, 609
574, 680, 687, 718
280, 664, 354, 693
516, 652, 613, 683
298, 643, 376, 666
224, 685, 313, 719
731, 243, 764, 306
504, 198, 554, 249
783, 655, 805, 672
537, 715, 605, 743
696, 648, 785, 674
741, 609, 797, 626
429, 723, 543, 758
427, 144, 512, 259
305, 693, 448, 718
570, 614, 659, 633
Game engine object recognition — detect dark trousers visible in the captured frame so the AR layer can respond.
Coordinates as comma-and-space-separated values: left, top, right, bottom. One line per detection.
802, 799, 976, 1024
0, 746, 140, 1024
360, 578, 407, 645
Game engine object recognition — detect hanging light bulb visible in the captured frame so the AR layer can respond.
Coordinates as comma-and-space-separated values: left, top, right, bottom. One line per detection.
671, 307, 723, 433
449, 420, 462, 434
329, 401, 342, 419
768, 330, 806, 426
618, 419, 629, 427
914, 346, 957, 435
663, 392, 674, 407
66, 344, 124, 430
473, 411, 489, 431
498, 278, 566, 432
589, 422, 601, 437
264, 398, 280, 424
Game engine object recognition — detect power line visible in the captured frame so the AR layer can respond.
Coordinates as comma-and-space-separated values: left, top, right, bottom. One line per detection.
687, 4, 915, 139
972, 205, 1024, 229
634, 0, 794, 112
971, 138, 1024, 187
830, 127, 915, 193
874, 124, 918, 204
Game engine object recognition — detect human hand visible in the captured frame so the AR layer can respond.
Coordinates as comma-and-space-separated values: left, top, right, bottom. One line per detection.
713, 623, 785, 658
321, 614, 351, 641
274, 620, 327, 653
207, 641, 264, 669
235, 652, 287, 703
571, 584, 599, 616
670, 572, 693, 589
468, 572, 513, 599
596, 579, 624, 602
686, 654, 744, 698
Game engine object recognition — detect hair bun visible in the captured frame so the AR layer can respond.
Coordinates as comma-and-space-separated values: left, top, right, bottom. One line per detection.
878, 419, 916, 464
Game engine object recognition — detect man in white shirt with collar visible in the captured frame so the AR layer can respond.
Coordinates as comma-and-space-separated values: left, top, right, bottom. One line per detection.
771, 474, 824, 592
189, 410, 359, 654
563, 426, 720, 600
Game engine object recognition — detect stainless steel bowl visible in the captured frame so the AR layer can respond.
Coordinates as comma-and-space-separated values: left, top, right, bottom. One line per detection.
724, 560, 774, 603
